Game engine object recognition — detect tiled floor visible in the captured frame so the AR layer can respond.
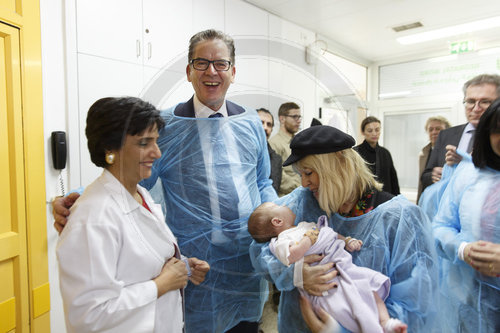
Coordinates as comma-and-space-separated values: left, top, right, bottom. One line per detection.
259, 286, 279, 333
260, 299, 278, 333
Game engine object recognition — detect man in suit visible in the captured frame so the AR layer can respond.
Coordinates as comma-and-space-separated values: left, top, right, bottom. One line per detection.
138, 29, 278, 333
53, 29, 277, 333
421, 74, 500, 191
257, 107, 282, 194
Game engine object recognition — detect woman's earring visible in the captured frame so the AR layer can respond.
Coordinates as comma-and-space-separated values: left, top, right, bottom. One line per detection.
105, 152, 115, 165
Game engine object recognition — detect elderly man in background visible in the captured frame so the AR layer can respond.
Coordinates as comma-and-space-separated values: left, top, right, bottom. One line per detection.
421, 74, 500, 191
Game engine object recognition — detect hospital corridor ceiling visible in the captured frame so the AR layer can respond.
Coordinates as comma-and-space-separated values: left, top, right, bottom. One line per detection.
244, 0, 500, 63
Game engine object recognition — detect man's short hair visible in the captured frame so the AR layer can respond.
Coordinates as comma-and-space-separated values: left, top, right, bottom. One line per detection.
463, 74, 500, 97
188, 29, 235, 65
278, 102, 300, 117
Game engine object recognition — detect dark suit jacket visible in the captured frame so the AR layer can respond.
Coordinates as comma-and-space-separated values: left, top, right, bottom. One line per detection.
268, 143, 282, 194
421, 124, 467, 190
174, 96, 245, 117
417, 142, 432, 203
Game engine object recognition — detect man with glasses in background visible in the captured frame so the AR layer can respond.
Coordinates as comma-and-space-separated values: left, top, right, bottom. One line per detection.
421, 74, 500, 191
269, 102, 303, 196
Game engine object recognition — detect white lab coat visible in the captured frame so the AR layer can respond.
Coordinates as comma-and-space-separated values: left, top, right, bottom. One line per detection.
57, 169, 183, 333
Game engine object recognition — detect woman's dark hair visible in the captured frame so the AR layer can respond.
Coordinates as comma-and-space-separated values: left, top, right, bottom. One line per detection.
85, 97, 165, 168
360, 116, 380, 132
472, 97, 500, 171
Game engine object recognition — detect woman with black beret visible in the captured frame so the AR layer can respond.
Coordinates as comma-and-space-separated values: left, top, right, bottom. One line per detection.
250, 125, 439, 332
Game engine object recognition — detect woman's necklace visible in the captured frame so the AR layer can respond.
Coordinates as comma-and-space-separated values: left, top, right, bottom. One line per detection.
134, 192, 143, 205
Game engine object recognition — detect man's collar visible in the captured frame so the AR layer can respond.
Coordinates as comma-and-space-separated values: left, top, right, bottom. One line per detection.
465, 122, 476, 132
193, 95, 228, 118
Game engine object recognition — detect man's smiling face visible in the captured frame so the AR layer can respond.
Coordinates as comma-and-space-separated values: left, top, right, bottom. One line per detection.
186, 39, 235, 111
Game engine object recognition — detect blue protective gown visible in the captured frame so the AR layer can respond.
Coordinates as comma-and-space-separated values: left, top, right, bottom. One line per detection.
141, 103, 277, 332
433, 158, 500, 332
418, 150, 471, 221
250, 187, 439, 332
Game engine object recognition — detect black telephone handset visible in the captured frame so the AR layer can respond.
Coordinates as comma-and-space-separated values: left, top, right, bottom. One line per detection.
51, 131, 67, 170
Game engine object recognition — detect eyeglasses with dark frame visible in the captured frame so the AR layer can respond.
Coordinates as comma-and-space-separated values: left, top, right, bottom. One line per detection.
463, 99, 493, 109
285, 114, 302, 120
190, 58, 232, 71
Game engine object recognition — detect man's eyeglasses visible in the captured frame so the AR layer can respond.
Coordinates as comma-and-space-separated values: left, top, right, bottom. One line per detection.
190, 58, 232, 71
463, 99, 493, 109
285, 115, 302, 120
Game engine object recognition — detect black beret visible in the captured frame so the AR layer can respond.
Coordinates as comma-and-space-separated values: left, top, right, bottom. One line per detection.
283, 125, 355, 166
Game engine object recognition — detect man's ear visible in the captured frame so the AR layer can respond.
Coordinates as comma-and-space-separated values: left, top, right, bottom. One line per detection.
186, 64, 192, 82
230, 65, 235, 83
271, 217, 283, 227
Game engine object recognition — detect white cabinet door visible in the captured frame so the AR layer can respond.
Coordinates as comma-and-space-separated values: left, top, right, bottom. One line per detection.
192, 0, 224, 33
76, 0, 143, 64
142, 0, 193, 70
77, 53, 144, 186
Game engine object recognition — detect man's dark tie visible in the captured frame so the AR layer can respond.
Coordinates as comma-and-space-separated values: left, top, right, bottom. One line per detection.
208, 112, 239, 237
466, 129, 475, 154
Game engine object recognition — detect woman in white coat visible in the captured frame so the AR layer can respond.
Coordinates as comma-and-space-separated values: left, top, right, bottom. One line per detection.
57, 97, 209, 333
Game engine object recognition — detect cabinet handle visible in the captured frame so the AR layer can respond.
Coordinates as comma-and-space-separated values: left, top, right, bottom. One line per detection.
136, 40, 141, 58
148, 42, 152, 59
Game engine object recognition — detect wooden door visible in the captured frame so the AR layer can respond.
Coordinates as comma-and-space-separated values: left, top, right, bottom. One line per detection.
0, 21, 30, 333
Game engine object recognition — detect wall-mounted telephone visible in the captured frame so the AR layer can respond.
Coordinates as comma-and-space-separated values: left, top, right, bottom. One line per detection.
51, 131, 67, 196
51, 131, 67, 170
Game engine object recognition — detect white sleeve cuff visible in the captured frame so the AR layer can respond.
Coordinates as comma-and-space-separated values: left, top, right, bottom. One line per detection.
458, 241, 469, 261
144, 280, 159, 301
293, 257, 304, 288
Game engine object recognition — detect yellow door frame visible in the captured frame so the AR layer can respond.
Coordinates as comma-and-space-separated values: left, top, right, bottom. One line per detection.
0, 0, 49, 332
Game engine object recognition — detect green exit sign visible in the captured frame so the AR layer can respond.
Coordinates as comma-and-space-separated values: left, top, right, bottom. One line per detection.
450, 41, 474, 54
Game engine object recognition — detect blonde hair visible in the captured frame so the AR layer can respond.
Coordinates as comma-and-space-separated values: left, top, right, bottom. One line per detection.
296, 150, 382, 216
425, 116, 451, 131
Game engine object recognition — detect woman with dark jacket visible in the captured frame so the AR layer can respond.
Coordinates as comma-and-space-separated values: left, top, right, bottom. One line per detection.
354, 116, 400, 195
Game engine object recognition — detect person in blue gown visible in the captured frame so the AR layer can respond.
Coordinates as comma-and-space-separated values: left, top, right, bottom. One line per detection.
250, 125, 439, 332
433, 98, 500, 333
418, 153, 471, 221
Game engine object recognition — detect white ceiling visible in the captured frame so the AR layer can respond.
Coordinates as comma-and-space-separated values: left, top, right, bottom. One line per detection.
244, 0, 500, 64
